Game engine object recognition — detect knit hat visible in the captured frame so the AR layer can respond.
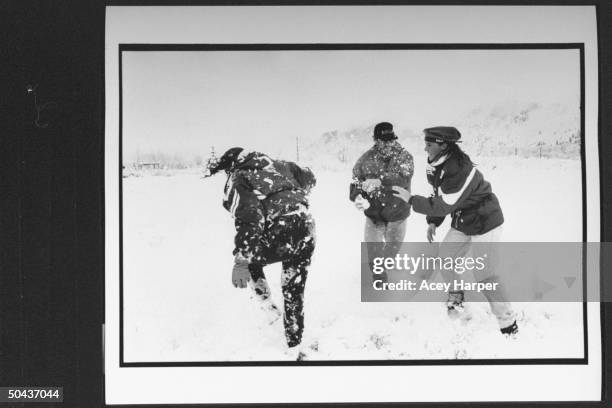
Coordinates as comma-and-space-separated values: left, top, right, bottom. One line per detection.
423, 126, 462, 144
207, 147, 244, 175
373, 122, 397, 141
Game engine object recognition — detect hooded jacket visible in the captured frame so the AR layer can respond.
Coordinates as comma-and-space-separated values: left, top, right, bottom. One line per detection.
222, 151, 316, 262
350, 141, 414, 223
411, 152, 504, 235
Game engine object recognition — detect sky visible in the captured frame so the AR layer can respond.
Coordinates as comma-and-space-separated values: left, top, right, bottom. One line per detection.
122, 49, 580, 161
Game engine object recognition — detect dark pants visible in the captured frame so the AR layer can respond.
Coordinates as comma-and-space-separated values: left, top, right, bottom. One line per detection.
248, 212, 315, 348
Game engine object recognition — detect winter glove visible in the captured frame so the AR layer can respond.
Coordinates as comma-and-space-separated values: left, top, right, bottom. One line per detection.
362, 178, 382, 193
426, 223, 437, 243
232, 256, 251, 288
354, 194, 371, 211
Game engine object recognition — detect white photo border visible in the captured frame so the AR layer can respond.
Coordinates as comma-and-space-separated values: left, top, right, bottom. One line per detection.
105, 5, 601, 404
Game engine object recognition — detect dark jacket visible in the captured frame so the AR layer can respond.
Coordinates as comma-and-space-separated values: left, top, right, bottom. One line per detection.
411, 152, 504, 235
350, 141, 414, 223
222, 151, 316, 262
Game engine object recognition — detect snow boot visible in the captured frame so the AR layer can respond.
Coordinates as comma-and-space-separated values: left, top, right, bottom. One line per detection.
500, 320, 519, 338
296, 350, 308, 361
284, 344, 308, 361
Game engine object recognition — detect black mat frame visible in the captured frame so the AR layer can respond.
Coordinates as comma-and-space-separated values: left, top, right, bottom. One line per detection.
117, 43, 588, 368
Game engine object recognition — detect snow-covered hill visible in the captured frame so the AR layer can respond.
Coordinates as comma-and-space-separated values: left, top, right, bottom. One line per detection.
455, 102, 580, 158
297, 102, 579, 171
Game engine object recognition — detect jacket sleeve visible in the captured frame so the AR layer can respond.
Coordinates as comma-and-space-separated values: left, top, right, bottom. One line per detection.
224, 173, 265, 262
349, 158, 365, 201
412, 166, 478, 218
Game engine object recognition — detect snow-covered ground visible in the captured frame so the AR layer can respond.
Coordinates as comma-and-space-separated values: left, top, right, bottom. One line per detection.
122, 155, 584, 362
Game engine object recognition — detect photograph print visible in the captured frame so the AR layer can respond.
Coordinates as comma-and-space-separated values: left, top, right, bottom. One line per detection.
119, 45, 585, 364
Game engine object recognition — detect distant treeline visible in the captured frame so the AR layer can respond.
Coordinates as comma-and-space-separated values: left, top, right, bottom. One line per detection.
125, 152, 205, 170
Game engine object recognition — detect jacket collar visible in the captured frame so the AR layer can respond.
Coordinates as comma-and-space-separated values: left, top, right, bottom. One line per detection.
428, 153, 450, 167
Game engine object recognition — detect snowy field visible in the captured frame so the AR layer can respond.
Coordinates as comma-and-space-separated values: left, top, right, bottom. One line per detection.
122, 155, 585, 362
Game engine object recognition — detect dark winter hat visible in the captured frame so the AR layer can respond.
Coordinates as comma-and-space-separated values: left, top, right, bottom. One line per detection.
373, 122, 397, 141
208, 147, 244, 175
423, 126, 462, 144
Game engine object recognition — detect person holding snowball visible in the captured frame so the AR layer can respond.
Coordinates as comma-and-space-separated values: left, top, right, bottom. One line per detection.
349, 122, 414, 283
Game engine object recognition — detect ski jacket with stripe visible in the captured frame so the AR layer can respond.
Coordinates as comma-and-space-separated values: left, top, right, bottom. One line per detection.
350, 141, 414, 223
411, 152, 504, 235
222, 151, 316, 262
